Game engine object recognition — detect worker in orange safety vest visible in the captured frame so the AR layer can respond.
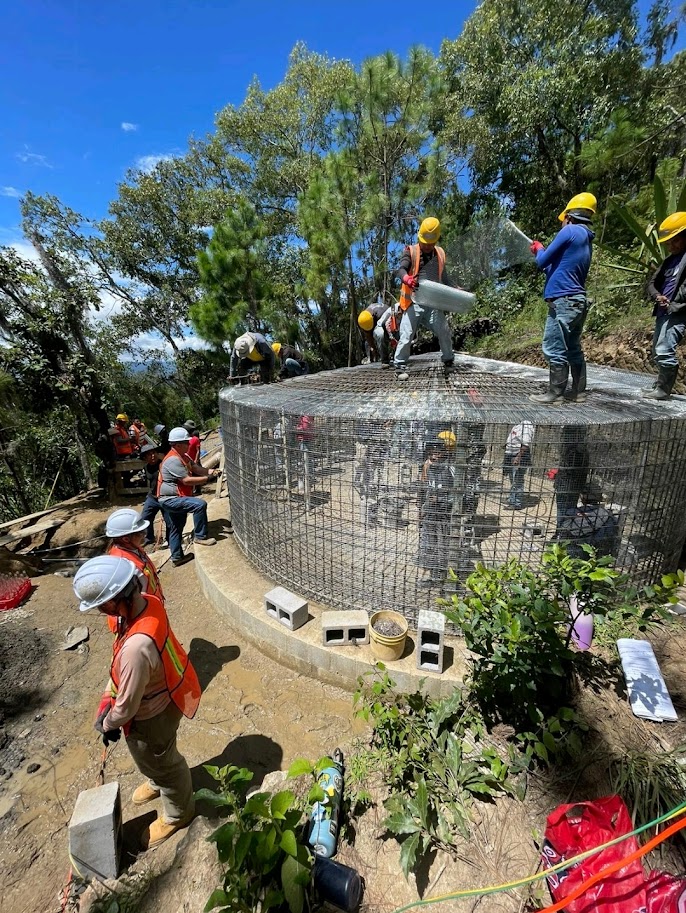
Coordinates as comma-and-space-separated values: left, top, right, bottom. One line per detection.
73, 555, 200, 850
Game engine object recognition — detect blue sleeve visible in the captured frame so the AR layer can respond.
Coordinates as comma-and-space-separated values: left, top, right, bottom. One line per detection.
535, 225, 573, 271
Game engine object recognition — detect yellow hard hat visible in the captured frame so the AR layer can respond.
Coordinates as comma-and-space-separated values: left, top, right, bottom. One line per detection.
418, 217, 441, 244
437, 430, 456, 450
271, 342, 282, 355
657, 212, 686, 244
116, 413, 129, 422
558, 192, 597, 223
357, 310, 374, 331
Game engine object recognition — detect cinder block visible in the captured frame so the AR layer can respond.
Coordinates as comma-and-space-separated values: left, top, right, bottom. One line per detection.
417, 610, 445, 673
321, 610, 369, 646
264, 586, 309, 631
69, 782, 122, 881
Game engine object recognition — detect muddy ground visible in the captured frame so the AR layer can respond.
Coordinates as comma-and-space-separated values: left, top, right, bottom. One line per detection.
1, 492, 686, 913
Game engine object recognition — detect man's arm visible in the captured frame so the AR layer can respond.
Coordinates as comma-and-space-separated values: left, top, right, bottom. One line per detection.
229, 349, 238, 377
104, 635, 156, 730
535, 224, 573, 270
395, 247, 413, 284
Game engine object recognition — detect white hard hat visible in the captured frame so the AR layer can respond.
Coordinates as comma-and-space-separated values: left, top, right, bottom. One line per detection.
168, 427, 190, 443
234, 333, 254, 359
73, 556, 136, 612
105, 508, 149, 538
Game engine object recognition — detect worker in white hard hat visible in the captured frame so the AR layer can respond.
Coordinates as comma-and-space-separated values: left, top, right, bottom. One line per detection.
105, 507, 164, 602
156, 427, 220, 566
393, 217, 457, 381
229, 332, 275, 384
529, 192, 596, 405
73, 555, 200, 849
644, 212, 686, 400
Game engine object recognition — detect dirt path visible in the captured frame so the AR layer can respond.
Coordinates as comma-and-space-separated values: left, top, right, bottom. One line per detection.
0, 533, 366, 913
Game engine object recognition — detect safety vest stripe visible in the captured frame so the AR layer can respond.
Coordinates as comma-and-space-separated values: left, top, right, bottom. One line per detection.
164, 640, 185, 677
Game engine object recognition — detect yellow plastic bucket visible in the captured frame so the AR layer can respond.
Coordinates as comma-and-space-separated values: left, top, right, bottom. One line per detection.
369, 610, 409, 662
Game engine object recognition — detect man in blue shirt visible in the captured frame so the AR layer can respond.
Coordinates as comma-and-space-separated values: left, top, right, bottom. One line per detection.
644, 212, 686, 400
529, 193, 596, 404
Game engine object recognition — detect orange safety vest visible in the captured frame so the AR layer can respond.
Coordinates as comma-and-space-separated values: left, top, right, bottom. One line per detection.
113, 426, 134, 458
399, 244, 445, 311
156, 448, 194, 499
108, 543, 163, 600
129, 424, 141, 447
110, 592, 201, 720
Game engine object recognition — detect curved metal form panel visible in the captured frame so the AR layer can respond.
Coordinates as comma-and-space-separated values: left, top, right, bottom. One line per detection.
219, 354, 686, 628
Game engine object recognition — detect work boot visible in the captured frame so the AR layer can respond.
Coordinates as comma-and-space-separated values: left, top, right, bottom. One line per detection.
193, 537, 216, 546
643, 365, 678, 400
395, 366, 409, 381
142, 813, 194, 850
172, 554, 194, 567
567, 363, 587, 403
132, 782, 161, 806
529, 364, 569, 404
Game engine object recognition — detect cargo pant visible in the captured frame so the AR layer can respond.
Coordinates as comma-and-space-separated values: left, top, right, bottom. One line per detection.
126, 702, 194, 824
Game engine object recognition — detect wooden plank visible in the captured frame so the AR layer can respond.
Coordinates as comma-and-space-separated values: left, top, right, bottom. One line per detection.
0, 517, 65, 547
0, 506, 59, 531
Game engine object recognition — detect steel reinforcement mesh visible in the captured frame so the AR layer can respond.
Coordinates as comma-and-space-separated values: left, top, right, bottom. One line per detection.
219, 354, 686, 628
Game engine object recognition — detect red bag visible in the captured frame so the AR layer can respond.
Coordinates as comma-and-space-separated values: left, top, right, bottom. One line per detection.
646, 870, 686, 913
542, 796, 647, 913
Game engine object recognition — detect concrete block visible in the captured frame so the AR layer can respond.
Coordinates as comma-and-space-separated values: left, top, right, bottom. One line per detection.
417, 610, 445, 673
264, 586, 309, 631
321, 610, 369, 646
69, 782, 122, 881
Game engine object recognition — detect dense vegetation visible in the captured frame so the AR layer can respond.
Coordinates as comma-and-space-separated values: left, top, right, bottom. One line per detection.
0, 0, 684, 519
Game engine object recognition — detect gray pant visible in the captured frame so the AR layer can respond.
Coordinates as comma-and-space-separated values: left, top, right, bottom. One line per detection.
394, 303, 453, 368
126, 702, 194, 824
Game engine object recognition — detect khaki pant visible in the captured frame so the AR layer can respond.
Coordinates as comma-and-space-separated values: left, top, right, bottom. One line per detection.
126, 702, 194, 824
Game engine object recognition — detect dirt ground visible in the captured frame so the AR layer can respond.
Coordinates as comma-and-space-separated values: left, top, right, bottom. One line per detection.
1, 492, 686, 913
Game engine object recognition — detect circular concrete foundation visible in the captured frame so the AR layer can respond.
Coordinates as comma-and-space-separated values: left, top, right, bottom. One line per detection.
219, 354, 686, 628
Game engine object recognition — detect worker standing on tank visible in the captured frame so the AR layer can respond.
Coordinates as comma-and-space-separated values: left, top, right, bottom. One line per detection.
529, 193, 596, 405
73, 556, 200, 849
393, 217, 456, 381
644, 212, 686, 400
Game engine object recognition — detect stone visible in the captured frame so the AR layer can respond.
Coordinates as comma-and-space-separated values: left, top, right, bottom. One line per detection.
69, 782, 122, 881
26, 763, 40, 774
264, 587, 308, 631
321, 610, 370, 647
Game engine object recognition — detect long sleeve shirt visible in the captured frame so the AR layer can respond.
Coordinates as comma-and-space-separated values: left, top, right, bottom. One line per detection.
104, 632, 170, 729
647, 251, 686, 316
395, 246, 455, 288
535, 224, 594, 299
230, 333, 275, 377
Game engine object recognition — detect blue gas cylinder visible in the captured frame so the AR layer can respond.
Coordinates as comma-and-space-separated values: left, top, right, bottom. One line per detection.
307, 748, 344, 857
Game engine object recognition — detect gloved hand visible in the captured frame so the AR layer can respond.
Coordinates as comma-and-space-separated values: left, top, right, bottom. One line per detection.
403, 274, 418, 289
530, 240, 544, 255
94, 707, 121, 745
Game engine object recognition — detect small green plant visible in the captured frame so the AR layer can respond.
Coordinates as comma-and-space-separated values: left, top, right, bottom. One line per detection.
353, 665, 513, 877
198, 759, 331, 913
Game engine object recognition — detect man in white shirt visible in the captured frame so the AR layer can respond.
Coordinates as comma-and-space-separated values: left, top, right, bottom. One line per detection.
503, 421, 535, 509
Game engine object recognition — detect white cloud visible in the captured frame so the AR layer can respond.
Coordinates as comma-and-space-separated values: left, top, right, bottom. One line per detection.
15, 147, 53, 168
0, 187, 21, 198
134, 153, 175, 173
124, 329, 211, 359
121, 122, 138, 132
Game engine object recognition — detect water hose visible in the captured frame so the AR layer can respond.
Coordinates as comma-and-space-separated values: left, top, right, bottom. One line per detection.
390, 800, 686, 913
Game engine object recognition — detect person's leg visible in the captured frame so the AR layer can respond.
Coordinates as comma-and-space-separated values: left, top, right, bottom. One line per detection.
427, 308, 454, 364
283, 358, 304, 377
160, 505, 185, 560
512, 467, 526, 507
126, 704, 194, 826
530, 304, 569, 403
140, 494, 161, 545
646, 315, 684, 399
372, 325, 389, 363
393, 306, 419, 368
169, 496, 210, 540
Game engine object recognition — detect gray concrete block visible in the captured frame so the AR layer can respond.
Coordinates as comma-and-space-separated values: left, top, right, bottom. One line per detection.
69, 781, 122, 881
264, 586, 309, 631
417, 610, 445, 673
321, 609, 369, 646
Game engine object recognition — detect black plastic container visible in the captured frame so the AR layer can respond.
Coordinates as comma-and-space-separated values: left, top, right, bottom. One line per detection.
312, 856, 363, 912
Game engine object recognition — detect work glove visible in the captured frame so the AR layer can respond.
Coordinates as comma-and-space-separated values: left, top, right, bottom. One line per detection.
94, 707, 121, 745
403, 274, 418, 289
530, 240, 544, 255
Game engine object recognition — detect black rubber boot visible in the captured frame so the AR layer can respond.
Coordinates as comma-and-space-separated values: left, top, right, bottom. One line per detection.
567, 363, 587, 403
644, 365, 678, 400
529, 364, 569, 404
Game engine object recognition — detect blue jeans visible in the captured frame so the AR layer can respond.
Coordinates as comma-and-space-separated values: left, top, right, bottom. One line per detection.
652, 313, 686, 368
140, 493, 168, 543
542, 295, 588, 367
159, 496, 209, 560
283, 358, 308, 377
394, 303, 453, 368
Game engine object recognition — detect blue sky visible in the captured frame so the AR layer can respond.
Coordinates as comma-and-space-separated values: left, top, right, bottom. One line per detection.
2, 0, 682, 246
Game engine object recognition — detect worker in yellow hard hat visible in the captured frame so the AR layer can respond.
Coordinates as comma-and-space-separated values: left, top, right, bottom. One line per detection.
357, 301, 398, 364
528, 193, 596, 405
393, 217, 457, 380
112, 413, 136, 459
644, 212, 686, 400
271, 341, 309, 379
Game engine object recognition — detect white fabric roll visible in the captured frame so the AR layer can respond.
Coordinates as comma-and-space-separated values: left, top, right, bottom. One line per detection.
413, 280, 476, 314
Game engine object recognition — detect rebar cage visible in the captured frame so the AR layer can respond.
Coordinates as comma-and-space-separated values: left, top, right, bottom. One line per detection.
219, 354, 686, 629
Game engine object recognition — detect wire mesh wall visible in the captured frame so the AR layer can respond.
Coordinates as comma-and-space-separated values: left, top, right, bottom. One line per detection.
219, 354, 686, 628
